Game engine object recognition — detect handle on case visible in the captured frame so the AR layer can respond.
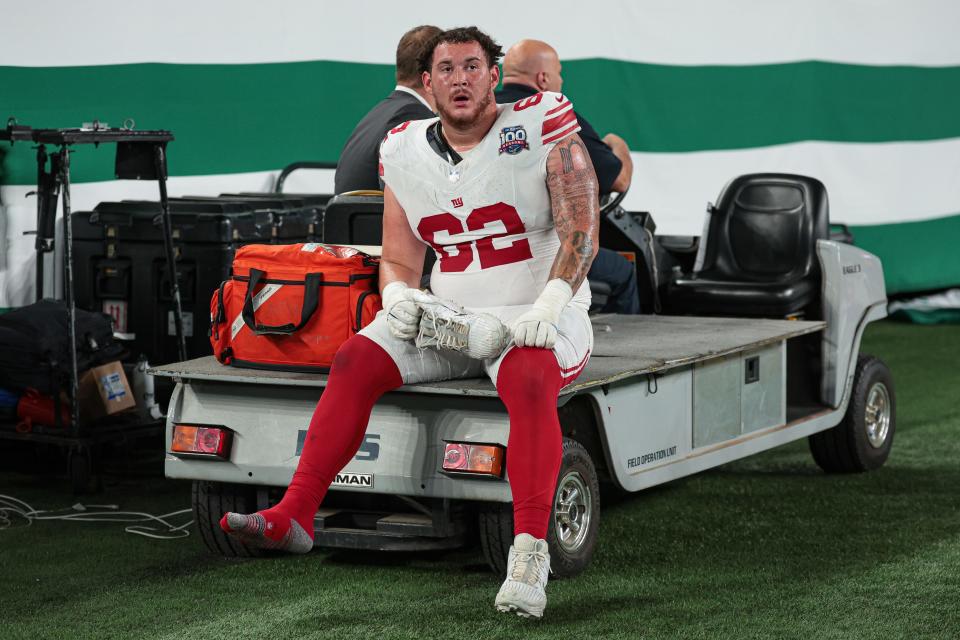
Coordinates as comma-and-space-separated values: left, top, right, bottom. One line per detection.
242, 268, 322, 334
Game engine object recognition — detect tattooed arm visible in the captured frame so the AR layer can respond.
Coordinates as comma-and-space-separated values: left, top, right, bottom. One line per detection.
545, 134, 600, 289
511, 134, 599, 349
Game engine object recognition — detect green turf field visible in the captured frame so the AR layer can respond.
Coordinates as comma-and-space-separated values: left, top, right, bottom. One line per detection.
1, 320, 958, 639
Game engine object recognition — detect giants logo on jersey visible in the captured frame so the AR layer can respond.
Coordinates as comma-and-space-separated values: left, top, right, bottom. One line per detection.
498, 125, 529, 155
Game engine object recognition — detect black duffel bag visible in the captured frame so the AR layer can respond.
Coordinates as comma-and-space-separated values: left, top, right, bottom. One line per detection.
0, 299, 124, 394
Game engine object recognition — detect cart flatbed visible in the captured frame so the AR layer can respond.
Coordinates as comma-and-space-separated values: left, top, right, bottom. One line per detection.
150, 314, 825, 396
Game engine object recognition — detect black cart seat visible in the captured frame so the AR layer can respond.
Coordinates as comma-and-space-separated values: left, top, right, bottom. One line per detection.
667, 173, 829, 318
322, 192, 386, 245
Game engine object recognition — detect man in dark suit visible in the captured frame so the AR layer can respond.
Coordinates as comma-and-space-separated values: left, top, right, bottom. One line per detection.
334, 25, 441, 194
496, 39, 640, 314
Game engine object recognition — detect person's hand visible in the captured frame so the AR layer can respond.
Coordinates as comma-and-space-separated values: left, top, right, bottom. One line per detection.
602, 132, 627, 150
382, 281, 421, 340
511, 307, 559, 349
510, 279, 573, 349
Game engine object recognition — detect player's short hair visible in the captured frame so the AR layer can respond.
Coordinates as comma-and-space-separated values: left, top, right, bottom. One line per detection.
396, 25, 443, 87
418, 26, 504, 75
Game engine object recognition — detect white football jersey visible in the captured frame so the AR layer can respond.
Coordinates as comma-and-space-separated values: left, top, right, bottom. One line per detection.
379, 91, 591, 321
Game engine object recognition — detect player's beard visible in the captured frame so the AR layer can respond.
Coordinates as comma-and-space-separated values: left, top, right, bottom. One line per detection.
437, 90, 493, 130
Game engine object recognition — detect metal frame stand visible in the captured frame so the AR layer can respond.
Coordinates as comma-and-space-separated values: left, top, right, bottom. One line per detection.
1, 120, 180, 491
154, 144, 186, 362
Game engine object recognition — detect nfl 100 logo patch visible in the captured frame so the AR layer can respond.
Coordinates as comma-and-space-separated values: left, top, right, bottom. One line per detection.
498, 125, 529, 155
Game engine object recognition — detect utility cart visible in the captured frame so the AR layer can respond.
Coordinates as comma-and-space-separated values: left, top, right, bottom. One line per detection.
153, 229, 894, 576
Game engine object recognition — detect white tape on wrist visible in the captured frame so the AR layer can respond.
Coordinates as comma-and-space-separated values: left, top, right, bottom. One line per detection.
381, 281, 409, 310
534, 279, 573, 322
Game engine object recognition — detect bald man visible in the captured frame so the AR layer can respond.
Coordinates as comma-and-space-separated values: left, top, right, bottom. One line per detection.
496, 39, 632, 195
496, 40, 640, 314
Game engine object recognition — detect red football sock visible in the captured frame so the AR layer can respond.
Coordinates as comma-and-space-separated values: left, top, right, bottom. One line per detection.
496, 347, 566, 540
221, 335, 402, 545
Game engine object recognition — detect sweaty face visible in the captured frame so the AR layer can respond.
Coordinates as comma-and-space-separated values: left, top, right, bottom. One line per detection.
426, 41, 498, 129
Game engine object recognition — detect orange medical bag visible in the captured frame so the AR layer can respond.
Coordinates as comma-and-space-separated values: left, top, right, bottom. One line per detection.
209, 243, 381, 372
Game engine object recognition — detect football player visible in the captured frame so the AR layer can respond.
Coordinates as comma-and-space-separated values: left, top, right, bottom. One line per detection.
222, 26, 600, 620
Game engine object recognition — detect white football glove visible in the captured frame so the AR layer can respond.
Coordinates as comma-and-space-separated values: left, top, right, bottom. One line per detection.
510, 279, 573, 349
381, 281, 421, 340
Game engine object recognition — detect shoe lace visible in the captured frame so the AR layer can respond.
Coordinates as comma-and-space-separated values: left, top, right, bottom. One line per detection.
511, 549, 549, 585
418, 311, 468, 350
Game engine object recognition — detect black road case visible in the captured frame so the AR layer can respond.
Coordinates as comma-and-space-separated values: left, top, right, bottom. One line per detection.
71, 200, 272, 365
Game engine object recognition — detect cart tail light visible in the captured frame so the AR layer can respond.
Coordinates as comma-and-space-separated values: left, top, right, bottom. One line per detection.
171, 424, 232, 459
442, 442, 504, 477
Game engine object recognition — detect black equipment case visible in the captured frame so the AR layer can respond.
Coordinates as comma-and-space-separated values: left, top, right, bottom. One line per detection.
178, 195, 313, 244
71, 200, 272, 366
220, 192, 331, 242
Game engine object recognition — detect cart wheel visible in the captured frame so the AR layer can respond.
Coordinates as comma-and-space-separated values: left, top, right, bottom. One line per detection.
193, 480, 268, 558
69, 446, 93, 494
478, 438, 601, 578
547, 439, 601, 577
477, 501, 512, 576
809, 354, 895, 473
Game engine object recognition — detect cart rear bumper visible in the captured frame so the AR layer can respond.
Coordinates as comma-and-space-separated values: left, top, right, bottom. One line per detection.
164, 381, 515, 503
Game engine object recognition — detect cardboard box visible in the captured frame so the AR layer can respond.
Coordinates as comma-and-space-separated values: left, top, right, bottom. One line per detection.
78, 361, 136, 420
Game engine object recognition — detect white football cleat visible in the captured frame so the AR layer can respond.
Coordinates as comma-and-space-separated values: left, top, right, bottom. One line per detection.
494, 533, 551, 619
412, 291, 512, 360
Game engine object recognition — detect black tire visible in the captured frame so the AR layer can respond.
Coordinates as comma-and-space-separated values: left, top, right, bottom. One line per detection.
809, 354, 895, 473
192, 480, 267, 558
477, 500, 513, 576
477, 438, 601, 578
